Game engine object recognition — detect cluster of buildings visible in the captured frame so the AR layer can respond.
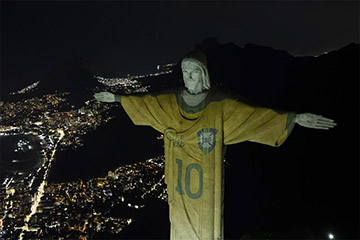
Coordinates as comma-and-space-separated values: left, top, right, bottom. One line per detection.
0, 65, 175, 238
0, 165, 47, 238
95, 76, 140, 87
9, 81, 40, 95
96, 62, 176, 86
95, 76, 150, 95
0, 156, 166, 239
0, 92, 114, 151
148, 63, 175, 78
95, 62, 176, 94
1, 93, 69, 128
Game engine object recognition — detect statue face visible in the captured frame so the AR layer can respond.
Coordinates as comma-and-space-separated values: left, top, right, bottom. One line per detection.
182, 61, 204, 94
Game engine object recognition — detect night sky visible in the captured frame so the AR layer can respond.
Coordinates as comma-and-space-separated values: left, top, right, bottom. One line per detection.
1, 1, 359, 94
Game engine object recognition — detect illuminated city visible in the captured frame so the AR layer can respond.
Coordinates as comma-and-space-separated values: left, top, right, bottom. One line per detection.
0, 65, 173, 238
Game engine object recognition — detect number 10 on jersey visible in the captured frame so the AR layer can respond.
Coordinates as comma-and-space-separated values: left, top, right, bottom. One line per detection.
175, 159, 203, 199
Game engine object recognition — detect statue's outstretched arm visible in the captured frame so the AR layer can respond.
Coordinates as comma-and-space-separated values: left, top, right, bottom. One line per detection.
295, 113, 337, 130
94, 92, 121, 103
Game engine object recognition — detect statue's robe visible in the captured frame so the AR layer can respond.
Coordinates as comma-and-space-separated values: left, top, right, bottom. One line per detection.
120, 87, 295, 240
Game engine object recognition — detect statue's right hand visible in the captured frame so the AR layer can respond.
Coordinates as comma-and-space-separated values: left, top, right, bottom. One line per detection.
94, 92, 116, 103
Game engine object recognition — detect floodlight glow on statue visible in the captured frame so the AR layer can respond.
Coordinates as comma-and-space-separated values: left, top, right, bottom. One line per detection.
94, 51, 336, 240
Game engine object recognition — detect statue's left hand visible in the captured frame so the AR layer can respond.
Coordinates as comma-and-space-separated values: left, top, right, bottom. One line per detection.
94, 92, 116, 103
295, 113, 337, 130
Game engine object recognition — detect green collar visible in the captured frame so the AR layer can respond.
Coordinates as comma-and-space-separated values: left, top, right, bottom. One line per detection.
176, 89, 213, 114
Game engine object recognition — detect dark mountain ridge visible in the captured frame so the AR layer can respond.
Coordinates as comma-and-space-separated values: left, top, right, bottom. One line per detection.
188, 38, 358, 111
3, 39, 357, 114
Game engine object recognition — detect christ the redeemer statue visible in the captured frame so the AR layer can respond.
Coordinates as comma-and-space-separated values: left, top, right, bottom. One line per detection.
94, 50, 336, 240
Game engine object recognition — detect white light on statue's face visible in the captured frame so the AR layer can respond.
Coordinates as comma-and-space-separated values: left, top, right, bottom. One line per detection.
181, 62, 204, 94
328, 233, 334, 239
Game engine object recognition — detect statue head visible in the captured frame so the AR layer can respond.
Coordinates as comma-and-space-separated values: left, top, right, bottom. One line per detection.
181, 51, 211, 94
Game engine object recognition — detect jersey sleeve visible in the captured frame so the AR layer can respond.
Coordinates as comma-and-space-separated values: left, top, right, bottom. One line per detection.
120, 94, 171, 133
223, 99, 295, 147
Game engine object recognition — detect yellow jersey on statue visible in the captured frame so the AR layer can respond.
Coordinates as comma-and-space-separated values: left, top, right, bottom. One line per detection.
120, 88, 295, 240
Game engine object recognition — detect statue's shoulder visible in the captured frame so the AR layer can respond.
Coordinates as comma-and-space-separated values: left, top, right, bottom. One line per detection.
209, 87, 256, 107
209, 87, 240, 102
148, 87, 183, 97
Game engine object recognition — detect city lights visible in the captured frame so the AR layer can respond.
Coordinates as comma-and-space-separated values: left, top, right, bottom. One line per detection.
0, 63, 174, 238
10, 81, 40, 95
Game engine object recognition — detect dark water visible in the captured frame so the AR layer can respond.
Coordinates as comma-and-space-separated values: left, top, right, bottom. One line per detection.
0, 134, 44, 178
47, 107, 163, 183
